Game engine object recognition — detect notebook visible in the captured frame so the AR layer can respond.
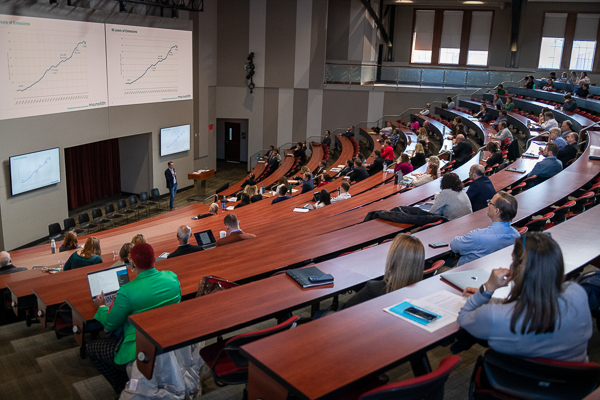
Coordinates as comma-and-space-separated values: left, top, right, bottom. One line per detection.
87, 265, 130, 306
194, 229, 217, 249
286, 266, 334, 288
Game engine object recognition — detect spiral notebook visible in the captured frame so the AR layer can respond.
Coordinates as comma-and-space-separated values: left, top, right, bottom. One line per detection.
286, 266, 334, 288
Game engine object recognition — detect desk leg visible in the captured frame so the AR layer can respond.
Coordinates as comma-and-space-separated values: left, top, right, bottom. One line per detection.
410, 352, 432, 376
247, 362, 288, 400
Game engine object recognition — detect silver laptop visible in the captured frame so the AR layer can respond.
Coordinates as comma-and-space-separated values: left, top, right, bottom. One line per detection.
194, 229, 217, 249
440, 269, 489, 290
87, 265, 130, 306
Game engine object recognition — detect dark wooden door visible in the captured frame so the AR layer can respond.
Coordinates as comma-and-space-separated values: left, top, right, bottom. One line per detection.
224, 122, 241, 162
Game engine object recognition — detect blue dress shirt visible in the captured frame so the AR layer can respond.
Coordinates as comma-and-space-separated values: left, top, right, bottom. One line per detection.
528, 156, 563, 179
553, 136, 567, 149
450, 222, 520, 266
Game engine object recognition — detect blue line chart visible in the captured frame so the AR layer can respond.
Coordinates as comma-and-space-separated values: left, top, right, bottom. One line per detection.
21, 157, 51, 184
16, 41, 86, 93
166, 131, 185, 149
125, 45, 178, 86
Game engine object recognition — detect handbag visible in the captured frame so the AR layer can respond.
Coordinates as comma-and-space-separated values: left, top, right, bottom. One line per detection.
196, 275, 239, 297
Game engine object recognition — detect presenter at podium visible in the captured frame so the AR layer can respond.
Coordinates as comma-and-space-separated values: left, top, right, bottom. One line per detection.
165, 161, 177, 211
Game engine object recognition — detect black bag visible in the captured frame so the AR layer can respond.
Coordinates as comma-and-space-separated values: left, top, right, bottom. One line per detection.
364, 205, 448, 226
577, 270, 600, 312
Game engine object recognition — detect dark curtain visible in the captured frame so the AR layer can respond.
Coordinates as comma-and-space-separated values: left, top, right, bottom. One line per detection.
65, 139, 121, 210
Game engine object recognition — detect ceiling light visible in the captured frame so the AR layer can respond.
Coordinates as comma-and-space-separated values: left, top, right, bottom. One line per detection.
396, 0, 414, 3
463, 1, 485, 4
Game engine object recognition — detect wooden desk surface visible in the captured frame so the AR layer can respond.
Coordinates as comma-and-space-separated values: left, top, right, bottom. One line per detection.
242, 203, 600, 400
435, 107, 496, 144
187, 169, 215, 181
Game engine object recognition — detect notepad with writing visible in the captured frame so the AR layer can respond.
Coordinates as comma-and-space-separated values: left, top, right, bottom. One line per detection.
286, 267, 334, 288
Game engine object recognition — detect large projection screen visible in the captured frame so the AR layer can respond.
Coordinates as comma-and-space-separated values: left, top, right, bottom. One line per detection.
0, 15, 108, 121
105, 24, 193, 106
10, 147, 61, 196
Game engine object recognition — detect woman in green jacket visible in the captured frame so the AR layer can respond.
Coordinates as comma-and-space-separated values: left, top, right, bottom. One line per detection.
88, 243, 181, 394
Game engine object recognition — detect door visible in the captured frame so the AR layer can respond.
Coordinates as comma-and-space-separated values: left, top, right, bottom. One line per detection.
224, 122, 241, 162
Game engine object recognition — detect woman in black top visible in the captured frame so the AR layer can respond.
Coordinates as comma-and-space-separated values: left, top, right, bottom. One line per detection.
293, 143, 307, 164
485, 141, 503, 168
59, 231, 79, 252
336, 159, 354, 178
524, 76, 534, 89
410, 143, 427, 169
343, 234, 424, 309
234, 193, 250, 209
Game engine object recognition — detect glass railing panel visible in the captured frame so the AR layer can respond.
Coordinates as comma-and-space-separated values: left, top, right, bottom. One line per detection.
489, 72, 514, 88
421, 69, 444, 87
379, 66, 399, 84
466, 71, 490, 88
444, 70, 467, 88
361, 65, 377, 83
397, 68, 422, 86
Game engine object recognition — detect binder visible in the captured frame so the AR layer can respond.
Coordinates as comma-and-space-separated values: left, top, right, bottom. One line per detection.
286, 266, 334, 288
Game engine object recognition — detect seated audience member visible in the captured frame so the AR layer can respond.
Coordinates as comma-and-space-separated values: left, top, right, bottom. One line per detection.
89, 243, 181, 394
234, 193, 251, 209
457, 233, 592, 361
503, 96, 515, 111
267, 149, 281, 170
111, 242, 134, 268
427, 155, 440, 166
496, 84, 506, 95
246, 185, 263, 203
577, 71, 590, 84
569, 71, 578, 84
446, 96, 455, 109
294, 166, 311, 181
574, 83, 590, 98
271, 186, 292, 204
394, 154, 413, 175
410, 117, 420, 131
417, 127, 429, 143
478, 107, 493, 124
492, 121, 513, 144
528, 143, 562, 180
343, 234, 424, 309
367, 150, 385, 175
451, 191, 519, 266
356, 153, 365, 164
381, 140, 395, 166
131, 234, 147, 244
63, 237, 103, 271
349, 160, 369, 183
336, 159, 354, 178
0, 251, 26, 275
540, 111, 558, 131
542, 78, 554, 91
492, 110, 508, 130
492, 94, 504, 109
560, 120, 573, 137
419, 103, 430, 116
216, 214, 257, 247
556, 132, 578, 166
195, 203, 219, 220
561, 94, 577, 112
316, 189, 331, 208
474, 104, 486, 118
300, 172, 315, 194
429, 173, 473, 220
380, 121, 393, 136
452, 134, 473, 167
388, 128, 401, 149
410, 162, 438, 187
167, 225, 203, 259
318, 173, 333, 187
452, 124, 466, 141
451, 116, 463, 136
293, 142, 307, 164
59, 231, 80, 252
410, 144, 426, 169
485, 141, 503, 168
538, 107, 552, 124
343, 125, 355, 138
522, 75, 534, 89
331, 182, 351, 203
241, 172, 256, 188
548, 127, 567, 150
547, 71, 557, 80
275, 176, 289, 194
265, 145, 275, 159
556, 72, 568, 83
314, 160, 327, 177
321, 130, 331, 148
466, 165, 497, 212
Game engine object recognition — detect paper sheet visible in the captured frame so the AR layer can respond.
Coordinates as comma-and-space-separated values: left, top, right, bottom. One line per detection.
226, 206, 235, 211
293, 208, 309, 213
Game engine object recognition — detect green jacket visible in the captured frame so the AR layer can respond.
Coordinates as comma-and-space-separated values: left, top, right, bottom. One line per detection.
94, 268, 181, 365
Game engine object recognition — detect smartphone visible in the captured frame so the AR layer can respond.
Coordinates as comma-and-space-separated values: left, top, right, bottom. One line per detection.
308, 274, 334, 284
429, 242, 449, 248
404, 306, 439, 322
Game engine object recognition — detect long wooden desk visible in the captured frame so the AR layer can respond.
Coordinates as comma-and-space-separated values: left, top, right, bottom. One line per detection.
242, 203, 600, 400
534, 79, 600, 97
458, 99, 534, 138
509, 86, 600, 114
435, 107, 496, 143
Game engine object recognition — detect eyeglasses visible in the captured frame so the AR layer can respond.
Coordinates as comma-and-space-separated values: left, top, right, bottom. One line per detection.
487, 199, 498, 208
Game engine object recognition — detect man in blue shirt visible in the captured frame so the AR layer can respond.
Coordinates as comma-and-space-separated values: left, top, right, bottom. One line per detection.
466, 165, 497, 212
549, 128, 567, 150
492, 110, 508, 130
528, 143, 562, 180
300, 172, 315, 194
450, 191, 520, 266
271, 186, 292, 204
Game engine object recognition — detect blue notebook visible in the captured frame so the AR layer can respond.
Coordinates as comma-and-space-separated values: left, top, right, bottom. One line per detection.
386, 301, 441, 326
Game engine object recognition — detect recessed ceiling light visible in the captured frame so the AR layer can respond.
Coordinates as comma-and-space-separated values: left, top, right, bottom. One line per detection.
396, 0, 414, 3
463, 1, 485, 4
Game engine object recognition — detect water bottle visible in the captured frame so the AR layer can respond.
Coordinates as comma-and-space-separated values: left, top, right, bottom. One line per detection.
51, 239, 56, 254
289, 184, 293, 194
258, 154, 261, 161
261, 185, 265, 194
394, 173, 399, 185
222, 200, 226, 212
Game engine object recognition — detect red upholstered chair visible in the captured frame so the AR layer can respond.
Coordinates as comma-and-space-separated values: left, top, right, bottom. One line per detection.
200, 316, 299, 389
509, 182, 526, 195
566, 191, 596, 218
516, 226, 528, 235
524, 212, 554, 232
359, 355, 461, 400
413, 219, 444, 233
469, 349, 600, 400
423, 259, 446, 277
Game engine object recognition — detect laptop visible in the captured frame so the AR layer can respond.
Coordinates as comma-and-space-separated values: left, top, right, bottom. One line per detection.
194, 229, 217, 249
87, 265, 130, 306
440, 269, 512, 299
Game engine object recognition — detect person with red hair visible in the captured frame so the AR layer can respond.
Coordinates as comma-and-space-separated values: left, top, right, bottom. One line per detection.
88, 243, 181, 395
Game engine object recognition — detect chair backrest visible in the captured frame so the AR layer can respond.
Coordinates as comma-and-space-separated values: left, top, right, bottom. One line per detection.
150, 188, 160, 199
49, 223, 61, 236
117, 199, 127, 210
91, 208, 102, 219
360, 355, 461, 400
128, 195, 138, 206
105, 203, 115, 213
63, 218, 76, 230
224, 316, 300, 368
423, 259, 445, 276
78, 213, 90, 224
140, 192, 149, 201
471, 349, 600, 400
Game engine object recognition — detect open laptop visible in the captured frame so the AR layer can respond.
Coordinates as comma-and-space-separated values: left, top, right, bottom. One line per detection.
87, 265, 130, 306
194, 229, 217, 249
440, 269, 512, 299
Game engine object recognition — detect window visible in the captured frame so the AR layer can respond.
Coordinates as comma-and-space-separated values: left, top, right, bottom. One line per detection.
538, 13, 567, 69
539, 37, 565, 69
411, 10, 435, 64
569, 14, 599, 71
439, 11, 463, 65
467, 12, 493, 66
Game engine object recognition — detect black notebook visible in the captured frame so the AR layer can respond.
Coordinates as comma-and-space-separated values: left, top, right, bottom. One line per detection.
286, 266, 334, 288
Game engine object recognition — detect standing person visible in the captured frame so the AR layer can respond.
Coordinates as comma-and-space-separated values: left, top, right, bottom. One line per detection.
165, 161, 177, 211
321, 130, 331, 148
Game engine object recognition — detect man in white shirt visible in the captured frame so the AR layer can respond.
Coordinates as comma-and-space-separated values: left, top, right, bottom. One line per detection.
330, 182, 351, 203
492, 121, 513, 144
540, 111, 558, 131
419, 103, 430, 116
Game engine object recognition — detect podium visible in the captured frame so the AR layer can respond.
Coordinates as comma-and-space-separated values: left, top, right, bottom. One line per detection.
187, 169, 215, 201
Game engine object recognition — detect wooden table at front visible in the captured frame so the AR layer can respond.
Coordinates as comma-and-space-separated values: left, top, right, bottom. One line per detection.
187, 169, 215, 199
241, 203, 600, 400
